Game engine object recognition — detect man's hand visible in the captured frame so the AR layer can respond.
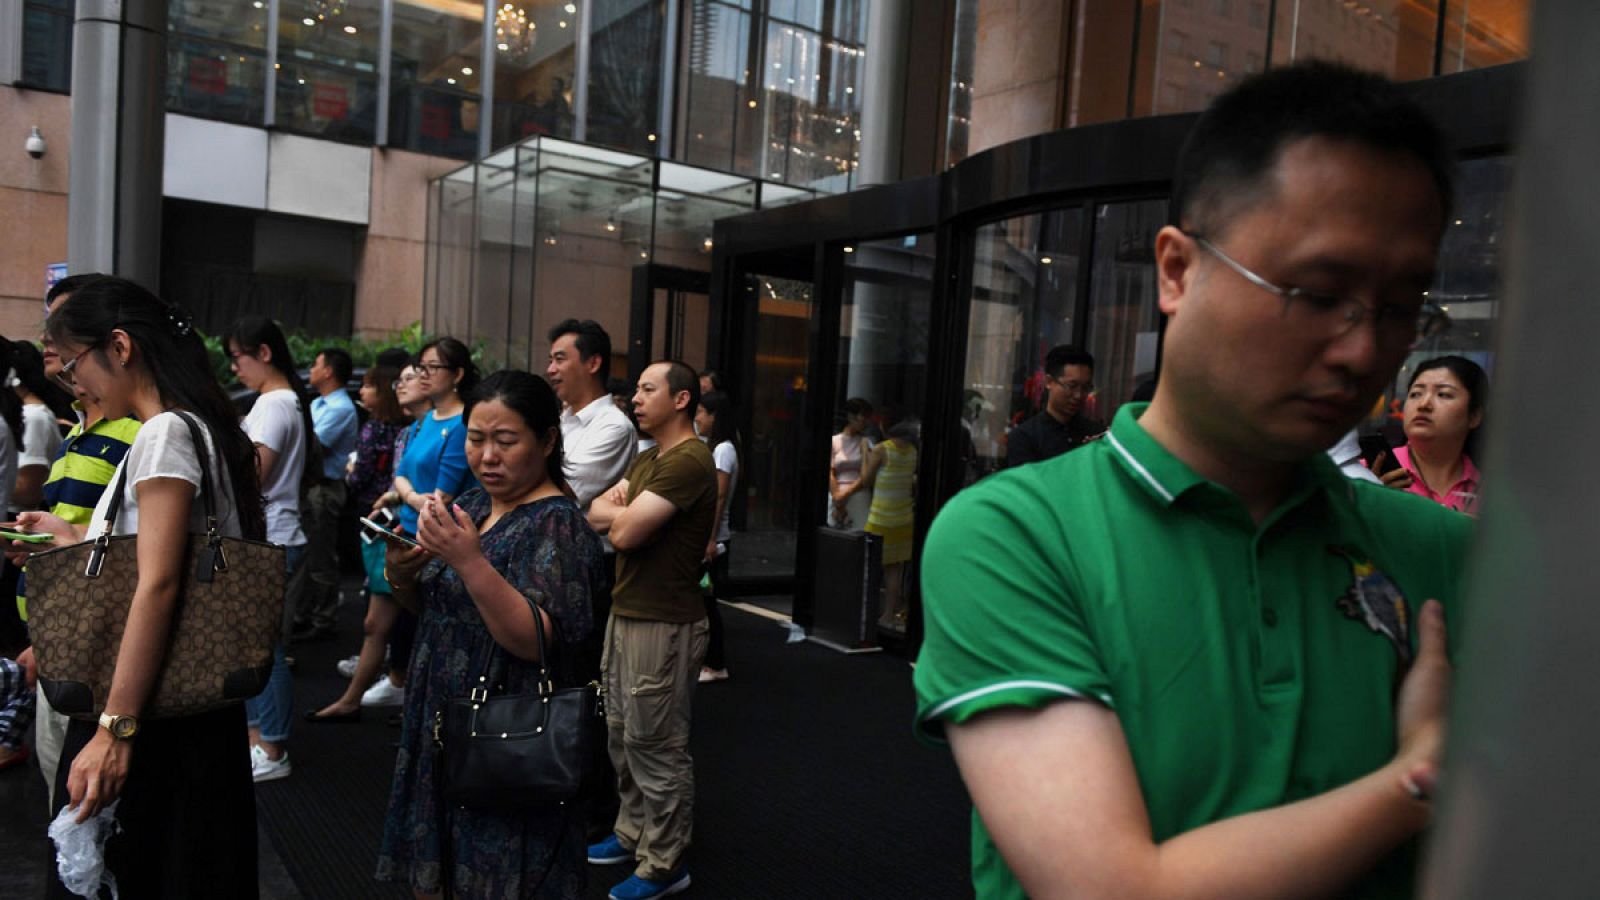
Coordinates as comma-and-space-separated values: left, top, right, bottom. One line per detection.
1393, 599, 1450, 799
604, 480, 630, 508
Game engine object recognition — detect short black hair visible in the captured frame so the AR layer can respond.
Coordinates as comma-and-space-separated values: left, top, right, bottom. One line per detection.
1171, 61, 1453, 239
318, 347, 354, 385
653, 359, 701, 419
1044, 345, 1094, 378
699, 368, 724, 392
46, 273, 109, 306
548, 319, 612, 385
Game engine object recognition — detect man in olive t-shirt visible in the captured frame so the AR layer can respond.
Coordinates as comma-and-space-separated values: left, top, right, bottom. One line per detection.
586, 360, 716, 898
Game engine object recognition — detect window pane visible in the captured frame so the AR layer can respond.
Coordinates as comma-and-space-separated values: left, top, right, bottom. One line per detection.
167, 0, 271, 124
1269, 0, 1439, 82
945, 0, 977, 166
492, 0, 579, 149
587, 0, 665, 154
1440, 0, 1530, 74
1377, 156, 1511, 431
390, 0, 483, 158
275, 0, 382, 142
961, 209, 1083, 484
833, 233, 935, 634
1085, 200, 1166, 423
1133, 0, 1269, 115
22, 1, 74, 92
682, 0, 861, 190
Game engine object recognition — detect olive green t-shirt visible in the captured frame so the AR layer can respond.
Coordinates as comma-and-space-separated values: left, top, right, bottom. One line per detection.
914, 403, 1474, 900
611, 437, 717, 623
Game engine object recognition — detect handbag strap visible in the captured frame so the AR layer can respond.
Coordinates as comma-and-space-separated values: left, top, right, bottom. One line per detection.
469, 591, 556, 702
86, 410, 227, 582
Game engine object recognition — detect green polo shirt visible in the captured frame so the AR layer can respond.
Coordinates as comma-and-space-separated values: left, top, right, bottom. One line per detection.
914, 403, 1473, 900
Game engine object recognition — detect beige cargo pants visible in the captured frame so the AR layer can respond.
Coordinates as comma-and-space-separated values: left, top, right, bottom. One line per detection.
601, 613, 710, 881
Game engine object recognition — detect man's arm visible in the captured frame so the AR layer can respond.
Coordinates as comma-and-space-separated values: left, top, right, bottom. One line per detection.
1006, 423, 1039, 468
606, 491, 678, 552
312, 397, 358, 456
566, 418, 636, 509
946, 600, 1448, 900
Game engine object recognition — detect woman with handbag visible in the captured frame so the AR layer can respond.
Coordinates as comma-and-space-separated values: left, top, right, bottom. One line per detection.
376, 369, 605, 899
15, 277, 268, 897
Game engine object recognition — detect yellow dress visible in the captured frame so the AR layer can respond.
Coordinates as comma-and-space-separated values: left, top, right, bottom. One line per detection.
865, 439, 917, 566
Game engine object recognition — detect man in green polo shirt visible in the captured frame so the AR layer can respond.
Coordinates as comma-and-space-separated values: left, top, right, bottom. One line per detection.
915, 62, 1470, 899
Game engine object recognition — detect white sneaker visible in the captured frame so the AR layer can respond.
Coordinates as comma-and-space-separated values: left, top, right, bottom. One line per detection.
335, 655, 359, 678
361, 676, 405, 707
251, 745, 291, 783
698, 667, 730, 684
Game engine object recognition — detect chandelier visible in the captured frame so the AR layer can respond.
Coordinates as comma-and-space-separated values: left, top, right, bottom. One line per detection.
495, 4, 537, 65
306, 0, 347, 23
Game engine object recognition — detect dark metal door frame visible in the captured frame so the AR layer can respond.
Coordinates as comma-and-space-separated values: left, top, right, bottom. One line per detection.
627, 263, 712, 381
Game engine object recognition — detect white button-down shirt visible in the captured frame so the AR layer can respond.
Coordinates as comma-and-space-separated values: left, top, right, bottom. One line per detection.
561, 394, 637, 510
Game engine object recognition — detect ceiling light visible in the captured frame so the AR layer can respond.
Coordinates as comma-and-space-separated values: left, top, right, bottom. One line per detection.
303, 17, 316, 26
1040, 256, 1053, 265
702, 237, 714, 250
842, 246, 855, 253
646, 133, 657, 142
747, 99, 758, 108
605, 216, 618, 232
462, 66, 473, 75
447, 77, 457, 84
559, 20, 567, 27
565, 2, 577, 11
344, 25, 357, 34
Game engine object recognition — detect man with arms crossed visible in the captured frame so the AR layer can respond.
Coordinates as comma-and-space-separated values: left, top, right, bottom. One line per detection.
587, 360, 716, 900
915, 62, 1469, 899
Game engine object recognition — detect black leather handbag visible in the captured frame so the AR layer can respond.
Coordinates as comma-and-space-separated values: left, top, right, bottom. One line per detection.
433, 601, 605, 810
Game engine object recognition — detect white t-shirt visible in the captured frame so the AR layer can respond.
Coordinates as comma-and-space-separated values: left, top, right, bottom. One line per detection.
711, 439, 738, 544
0, 419, 17, 516
18, 402, 62, 470
87, 412, 243, 540
243, 389, 308, 546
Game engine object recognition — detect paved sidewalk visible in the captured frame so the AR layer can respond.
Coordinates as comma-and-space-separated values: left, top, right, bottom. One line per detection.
0, 594, 975, 898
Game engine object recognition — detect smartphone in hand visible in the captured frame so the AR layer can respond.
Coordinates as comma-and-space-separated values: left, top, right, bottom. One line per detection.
0, 529, 53, 544
359, 516, 421, 549
1358, 433, 1401, 476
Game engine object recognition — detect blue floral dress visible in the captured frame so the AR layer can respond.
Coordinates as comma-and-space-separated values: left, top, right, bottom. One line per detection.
377, 489, 604, 898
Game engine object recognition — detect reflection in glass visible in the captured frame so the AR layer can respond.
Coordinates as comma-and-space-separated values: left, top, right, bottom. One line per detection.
276, 0, 382, 142
492, 0, 579, 149
1268, 1, 1438, 82
732, 275, 812, 580
1134, 0, 1271, 115
167, 0, 271, 124
835, 235, 934, 632
1086, 200, 1167, 422
1440, 0, 1530, 74
961, 209, 1084, 484
682, 0, 864, 191
587, 0, 665, 153
944, 0, 977, 167
390, 0, 483, 158
1379, 156, 1510, 429
21, 0, 73, 91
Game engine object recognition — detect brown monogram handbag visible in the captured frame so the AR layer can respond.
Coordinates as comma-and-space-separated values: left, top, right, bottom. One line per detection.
25, 412, 285, 720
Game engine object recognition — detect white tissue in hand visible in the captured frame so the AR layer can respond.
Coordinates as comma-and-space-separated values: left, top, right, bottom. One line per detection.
48, 799, 121, 899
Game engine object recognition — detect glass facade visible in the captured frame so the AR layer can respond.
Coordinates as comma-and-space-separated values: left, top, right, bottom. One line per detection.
1085, 199, 1166, 420
166, 0, 272, 125
586, 0, 666, 153
491, 0, 580, 149
389, 0, 483, 157
683, 0, 865, 191
20, 0, 73, 92
961, 209, 1083, 483
424, 135, 808, 372
276, 0, 383, 142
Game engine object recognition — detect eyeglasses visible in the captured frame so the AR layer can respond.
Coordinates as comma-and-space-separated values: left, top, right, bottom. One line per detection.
415, 362, 458, 378
1046, 374, 1093, 396
391, 373, 419, 390
56, 343, 100, 388
1188, 233, 1450, 348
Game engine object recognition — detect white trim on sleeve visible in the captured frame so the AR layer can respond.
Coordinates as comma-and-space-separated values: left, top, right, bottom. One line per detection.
923, 679, 1111, 723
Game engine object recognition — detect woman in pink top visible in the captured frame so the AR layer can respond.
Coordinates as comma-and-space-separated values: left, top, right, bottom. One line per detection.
1380, 355, 1487, 515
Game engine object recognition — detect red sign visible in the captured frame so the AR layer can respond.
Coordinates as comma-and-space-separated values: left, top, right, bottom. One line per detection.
421, 102, 451, 140
188, 57, 226, 96
312, 83, 349, 120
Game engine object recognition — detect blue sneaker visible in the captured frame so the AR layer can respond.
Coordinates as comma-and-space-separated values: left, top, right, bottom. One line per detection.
609, 869, 691, 900
587, 834, 633, 865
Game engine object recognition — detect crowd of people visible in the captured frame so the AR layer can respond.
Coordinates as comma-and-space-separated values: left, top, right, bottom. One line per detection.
0, 292, 744, 898
0, 59, 1495, 900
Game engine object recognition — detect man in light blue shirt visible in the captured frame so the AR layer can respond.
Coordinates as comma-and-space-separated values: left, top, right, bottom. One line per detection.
293, 347, 360, 640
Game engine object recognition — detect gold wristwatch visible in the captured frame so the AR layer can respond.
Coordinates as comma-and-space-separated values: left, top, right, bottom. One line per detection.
98, 712, 140, 741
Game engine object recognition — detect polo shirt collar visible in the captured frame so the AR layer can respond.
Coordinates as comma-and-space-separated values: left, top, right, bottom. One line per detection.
1105, 403, 1353, 509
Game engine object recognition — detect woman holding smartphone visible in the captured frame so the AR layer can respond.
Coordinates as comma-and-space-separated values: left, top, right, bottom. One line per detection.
1380, 355, 1488, 516
17, 277, 266, 897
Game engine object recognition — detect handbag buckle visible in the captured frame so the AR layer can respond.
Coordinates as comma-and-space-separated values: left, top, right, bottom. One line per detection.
470, 685, 489, 704
84, 535, 111, 578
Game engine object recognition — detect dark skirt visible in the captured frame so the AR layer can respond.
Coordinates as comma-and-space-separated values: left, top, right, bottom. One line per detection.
48, 704, 258, 900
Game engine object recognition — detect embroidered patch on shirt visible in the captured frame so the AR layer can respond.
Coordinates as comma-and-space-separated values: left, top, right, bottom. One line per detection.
1328, 546, 1413, 670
